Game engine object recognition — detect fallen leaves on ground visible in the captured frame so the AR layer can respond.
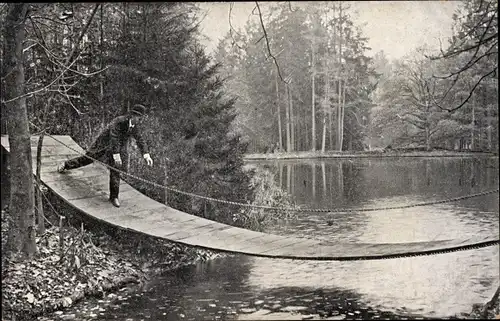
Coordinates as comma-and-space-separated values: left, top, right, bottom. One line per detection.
1, 208, 219, 320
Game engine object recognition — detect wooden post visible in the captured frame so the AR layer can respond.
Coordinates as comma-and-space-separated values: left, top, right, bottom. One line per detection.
59, 216, 65, 257
163, 158, 169, 205
36, 134, 46, 235
80, 222, 85, 268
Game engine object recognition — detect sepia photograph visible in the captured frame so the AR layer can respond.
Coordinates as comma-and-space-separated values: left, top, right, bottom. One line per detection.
1, 1, 498, 320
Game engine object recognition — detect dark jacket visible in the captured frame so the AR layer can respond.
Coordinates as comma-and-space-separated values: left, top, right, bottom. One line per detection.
89, 115, 148, 155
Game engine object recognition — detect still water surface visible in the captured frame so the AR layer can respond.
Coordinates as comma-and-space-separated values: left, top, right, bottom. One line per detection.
48, 157, 499, 320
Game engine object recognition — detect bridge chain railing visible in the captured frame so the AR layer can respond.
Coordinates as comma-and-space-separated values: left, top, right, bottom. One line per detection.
21, 134, 500, 260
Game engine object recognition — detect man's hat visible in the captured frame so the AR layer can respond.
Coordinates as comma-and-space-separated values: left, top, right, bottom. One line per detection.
131, 104, 146, 116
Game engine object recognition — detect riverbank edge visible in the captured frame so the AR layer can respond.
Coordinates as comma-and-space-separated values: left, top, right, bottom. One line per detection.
244, 150, 498, 160
467, 285, 500, 319
1, 202, 222, 321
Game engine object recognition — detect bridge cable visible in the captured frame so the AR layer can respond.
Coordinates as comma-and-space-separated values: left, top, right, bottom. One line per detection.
42, 134, 499, 214
27, 135, 500, 260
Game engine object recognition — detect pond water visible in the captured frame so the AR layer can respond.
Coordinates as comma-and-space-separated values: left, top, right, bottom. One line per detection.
43, 157, 499, 320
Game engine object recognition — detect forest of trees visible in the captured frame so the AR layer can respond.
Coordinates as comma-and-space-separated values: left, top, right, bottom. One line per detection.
1, 0, 497, 259
214, 0, 498, 153
1, 3, 255, 258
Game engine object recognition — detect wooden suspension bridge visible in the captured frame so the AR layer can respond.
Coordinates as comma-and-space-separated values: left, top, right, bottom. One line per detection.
1, 135, 498, 261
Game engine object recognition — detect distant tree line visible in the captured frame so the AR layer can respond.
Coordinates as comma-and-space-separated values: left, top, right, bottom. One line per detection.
215, 0, 497, 153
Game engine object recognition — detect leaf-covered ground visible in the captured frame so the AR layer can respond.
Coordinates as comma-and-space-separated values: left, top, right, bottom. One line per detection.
1, 208, 220, 321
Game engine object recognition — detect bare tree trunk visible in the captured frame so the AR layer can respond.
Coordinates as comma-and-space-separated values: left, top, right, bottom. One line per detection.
337, 80, 342, 151
487, 101, 492, 151
285, 84, 291, 152
471, 93, 475, 150
321, 112, 327, 153
329, 3, 336, 151
341, 79, 346, 150
35, 93, 53, 236
311, 163, 316, 199
311, 41, 316, 151
321, 161, 327, 197
290, 86, 295, 152
35, 134, 45, 236
162, 158, 169, 205
425, 127, 431, 151
321, 68, 329, 153
302, 108, 305, 151
3, 3, 37, 258
279, 163, 283, 188
328, 104, 333, 150
336, 2, 344, 151
275, 72, 283, 152
286, 163, 291, 193
125, 101, 131, 171
99, 4, 105, 106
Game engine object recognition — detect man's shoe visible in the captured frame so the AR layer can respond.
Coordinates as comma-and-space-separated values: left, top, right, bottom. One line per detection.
110, 198, 120, 208
57, 162, 67, 173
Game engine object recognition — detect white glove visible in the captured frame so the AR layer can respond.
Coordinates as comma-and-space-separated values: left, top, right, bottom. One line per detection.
113, 153, 122, 167
143, 153, 153, 166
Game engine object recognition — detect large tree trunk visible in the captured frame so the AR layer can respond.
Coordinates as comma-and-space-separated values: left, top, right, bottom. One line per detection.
3, 3, 37, 259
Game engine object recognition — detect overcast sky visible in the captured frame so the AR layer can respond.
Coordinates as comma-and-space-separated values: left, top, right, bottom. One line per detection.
196, 1, 462, 61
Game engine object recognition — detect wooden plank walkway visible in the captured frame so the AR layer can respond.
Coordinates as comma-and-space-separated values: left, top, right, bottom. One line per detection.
1, 135, 497, 260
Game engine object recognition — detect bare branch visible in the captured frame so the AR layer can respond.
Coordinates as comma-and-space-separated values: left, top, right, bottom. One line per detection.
255, 34, 265, 44
434, 68, 496, 112
1, 52, 81, 104
430, 32, 497, 60
436, 8, 497, 75
43, 47, 110, 77
30, 15, 70, 26
434, 40, 498, 79
228, 2, 244, 50
61, 91, 86, 116
255, 1, 287, 84
65, 3, 100, 65
348, 110, 366, 128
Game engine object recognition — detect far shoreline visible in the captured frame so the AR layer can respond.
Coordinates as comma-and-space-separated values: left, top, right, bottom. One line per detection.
244, 150, 499, 161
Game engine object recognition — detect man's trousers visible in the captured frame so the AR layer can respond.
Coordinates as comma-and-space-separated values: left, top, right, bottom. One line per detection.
64, 149, 122, 199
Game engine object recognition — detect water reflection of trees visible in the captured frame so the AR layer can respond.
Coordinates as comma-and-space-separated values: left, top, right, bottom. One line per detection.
254, 158, 498, 241
267, 157, 498, 206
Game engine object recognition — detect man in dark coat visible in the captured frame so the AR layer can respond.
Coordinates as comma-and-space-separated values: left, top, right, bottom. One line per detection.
57, 104, 153, 207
